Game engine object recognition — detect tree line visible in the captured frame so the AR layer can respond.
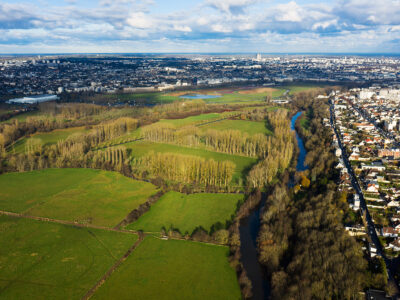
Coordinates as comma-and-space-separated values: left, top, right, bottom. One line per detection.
0, 103, 137, 152
246, 109, 295, 188
132, 152, 236, 188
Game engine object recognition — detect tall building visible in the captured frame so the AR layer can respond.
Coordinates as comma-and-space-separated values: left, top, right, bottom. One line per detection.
256, 53, 262, 61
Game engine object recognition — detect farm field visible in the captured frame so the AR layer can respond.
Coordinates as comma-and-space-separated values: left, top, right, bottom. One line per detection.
0, 215, 138, 300
0, 110, 40, 124
200, 119, 272, 135
91, 236, 241, 300
95, 112, 235, 148
125, 140, 257, 184
158, 112, 234, 127
127, 191, 243, 234
0, 168, 158, 227
9, 126, 88, 153
201, 91, 282, 104
84, 85, 296, 105
84, 92, 180, 105
286, 84, 326, 94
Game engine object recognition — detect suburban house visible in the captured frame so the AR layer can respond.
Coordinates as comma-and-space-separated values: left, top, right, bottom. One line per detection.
382, 227, 398, 238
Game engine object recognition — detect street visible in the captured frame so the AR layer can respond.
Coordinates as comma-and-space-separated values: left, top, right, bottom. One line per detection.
329, 100, 399, 293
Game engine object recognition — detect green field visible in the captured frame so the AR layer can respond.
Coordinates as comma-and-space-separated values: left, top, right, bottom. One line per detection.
286, 84, 326, 94
202, 91, 283, 104
200, 119, 272, 135
92, 236, 241, 300
127, 191, 243, 234
0, 110, 42, 124
158, 112, 232, 127
0, 169, 158, 227
84, 92, 180, 104
0, 215, 137, 299
9, 127, 88, 153
125, 140, 256, 184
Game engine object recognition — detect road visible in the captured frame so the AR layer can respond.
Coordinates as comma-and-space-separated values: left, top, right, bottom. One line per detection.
329, 100, 399, 292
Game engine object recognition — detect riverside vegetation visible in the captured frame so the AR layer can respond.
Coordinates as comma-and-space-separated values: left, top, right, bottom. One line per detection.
257, 91, 389, 299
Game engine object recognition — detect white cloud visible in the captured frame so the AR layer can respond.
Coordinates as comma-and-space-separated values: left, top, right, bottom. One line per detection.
0, 0, 400, 53
275, 1, 303, 22
173, 25, 192, 32
127, 12, 153, 29
206, 0, 259, 14
211, 24, 232, 33
312, 19, 338, 31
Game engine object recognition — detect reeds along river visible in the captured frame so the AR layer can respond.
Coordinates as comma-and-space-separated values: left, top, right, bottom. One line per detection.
239, 112, 307, 300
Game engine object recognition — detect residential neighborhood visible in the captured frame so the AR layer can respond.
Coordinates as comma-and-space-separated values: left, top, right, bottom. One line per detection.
331, 86, 400, 258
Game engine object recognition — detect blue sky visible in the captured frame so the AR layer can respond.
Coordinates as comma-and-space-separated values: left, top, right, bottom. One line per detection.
0, 0, 399, 53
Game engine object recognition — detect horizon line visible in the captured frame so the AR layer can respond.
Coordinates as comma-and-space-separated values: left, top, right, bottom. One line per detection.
1, 52, 400, 56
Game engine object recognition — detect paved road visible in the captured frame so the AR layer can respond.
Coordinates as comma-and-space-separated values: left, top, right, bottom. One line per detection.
330, 101, 399, 292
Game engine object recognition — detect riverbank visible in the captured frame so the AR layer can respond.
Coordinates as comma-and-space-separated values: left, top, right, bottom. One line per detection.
238, 111, 308, 299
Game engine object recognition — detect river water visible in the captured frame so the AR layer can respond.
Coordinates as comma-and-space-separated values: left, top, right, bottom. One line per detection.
239, 112, 307, 300
291, 111, 308, 172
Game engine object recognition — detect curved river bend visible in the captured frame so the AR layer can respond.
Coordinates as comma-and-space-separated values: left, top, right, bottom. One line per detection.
239, 111, 307, 300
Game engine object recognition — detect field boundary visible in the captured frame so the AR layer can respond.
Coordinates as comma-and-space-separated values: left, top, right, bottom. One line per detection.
0, 209, 228, 247
81, 232, 145, 300
114, 190, 165, 230
0, 210, 138, 235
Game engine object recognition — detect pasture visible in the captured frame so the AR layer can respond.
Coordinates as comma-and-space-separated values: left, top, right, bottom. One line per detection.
200, 119, 272, 135
125, 140, 257, 184
127, 191, 243, 234
158, 112, 233, 128
0, 110, 40, 124
91, 236, 241, 300
0, 168, 158, 227
0, 215, 137, 300
286, 84, 327, 94
9, 127, 88, 153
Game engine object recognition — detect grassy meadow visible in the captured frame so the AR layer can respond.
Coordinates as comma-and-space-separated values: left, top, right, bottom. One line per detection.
0, 215, 137, 300
127, 191, 243, 234
0, 110, 40, 124
9, 127, 88, 153
91, 236, 241, 300
0, 168, 158, 227
125, 140, 257, 184
158, 112, 234, 128
200, 119, 272, 135
83, 85, 298, 105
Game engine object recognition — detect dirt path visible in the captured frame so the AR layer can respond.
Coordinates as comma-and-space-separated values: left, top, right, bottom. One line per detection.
0, 210, 138, 235
81, 232, 145, 300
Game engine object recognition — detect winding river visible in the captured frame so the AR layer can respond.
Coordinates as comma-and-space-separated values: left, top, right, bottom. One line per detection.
239, 112, 307, 300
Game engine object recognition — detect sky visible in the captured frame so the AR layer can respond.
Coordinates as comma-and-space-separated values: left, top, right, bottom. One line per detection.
0, 0, 400, 53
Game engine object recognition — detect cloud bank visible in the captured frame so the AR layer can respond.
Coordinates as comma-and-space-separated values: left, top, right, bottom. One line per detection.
0, 0, 399, 53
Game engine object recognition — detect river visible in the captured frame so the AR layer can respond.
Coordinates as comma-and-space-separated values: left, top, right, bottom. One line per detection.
239, 111, 307, 300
